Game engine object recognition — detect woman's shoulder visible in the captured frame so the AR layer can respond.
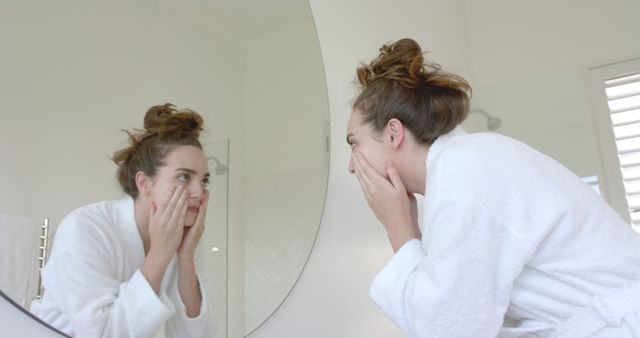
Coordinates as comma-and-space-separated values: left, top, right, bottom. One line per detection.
429, 131, 579, 200
54, 199, 127, 247
62, 199, 119, 225
432, 132, 538, 179
444, 131, 534, 160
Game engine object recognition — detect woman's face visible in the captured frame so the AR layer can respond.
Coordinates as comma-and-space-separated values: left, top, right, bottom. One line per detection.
148, 145, 210, 227
346, 110, 391, 178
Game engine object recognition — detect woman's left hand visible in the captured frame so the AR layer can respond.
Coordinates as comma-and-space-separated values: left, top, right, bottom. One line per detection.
177, 189, 209, 259
352, 152, 421, 252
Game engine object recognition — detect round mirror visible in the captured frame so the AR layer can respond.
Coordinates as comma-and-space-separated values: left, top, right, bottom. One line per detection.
0, 0, 329, 337
181, 1, 329, 334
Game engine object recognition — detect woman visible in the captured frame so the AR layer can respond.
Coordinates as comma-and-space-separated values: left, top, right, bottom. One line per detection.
348, 38, 640, 337
31, 103, 215, 337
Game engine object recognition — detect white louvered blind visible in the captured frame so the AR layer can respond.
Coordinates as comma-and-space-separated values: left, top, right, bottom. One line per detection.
605, 72, 640, 228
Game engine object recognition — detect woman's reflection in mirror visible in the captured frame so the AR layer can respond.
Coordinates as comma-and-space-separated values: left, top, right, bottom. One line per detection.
30, 103, 215, 337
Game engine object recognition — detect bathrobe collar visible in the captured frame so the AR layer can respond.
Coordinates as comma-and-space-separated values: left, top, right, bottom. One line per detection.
425, 124, 467, 175
419, 124, 467, 247
116, 196, 146, 265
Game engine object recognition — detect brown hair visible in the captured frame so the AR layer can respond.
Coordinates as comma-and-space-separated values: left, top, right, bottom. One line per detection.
112, 103, 204, 198
354, 38, 471, 145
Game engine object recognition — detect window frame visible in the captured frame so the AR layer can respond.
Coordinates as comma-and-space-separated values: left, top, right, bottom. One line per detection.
586, 57, 640, 225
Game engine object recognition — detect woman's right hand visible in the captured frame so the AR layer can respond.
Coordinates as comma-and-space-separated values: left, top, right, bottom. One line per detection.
142, 185, 187, 293
352, 152, 421, 252
148, 185, 188, 259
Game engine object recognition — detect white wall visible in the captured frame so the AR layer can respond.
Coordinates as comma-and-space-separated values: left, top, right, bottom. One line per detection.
465, 68, 600, 177
463, 0, 640, 88
462, 0, 640, 178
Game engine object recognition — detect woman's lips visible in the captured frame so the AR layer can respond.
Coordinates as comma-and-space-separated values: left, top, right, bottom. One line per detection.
187, 206, 199, 213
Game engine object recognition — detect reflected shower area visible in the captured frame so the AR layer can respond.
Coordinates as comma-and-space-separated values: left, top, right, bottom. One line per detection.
203, 140, 230, 338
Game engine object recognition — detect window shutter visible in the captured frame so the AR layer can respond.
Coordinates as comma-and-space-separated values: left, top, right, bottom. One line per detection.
605, 72, 640, 227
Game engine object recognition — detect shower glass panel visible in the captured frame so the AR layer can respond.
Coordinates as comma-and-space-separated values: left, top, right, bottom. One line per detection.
203, 139, 229, 338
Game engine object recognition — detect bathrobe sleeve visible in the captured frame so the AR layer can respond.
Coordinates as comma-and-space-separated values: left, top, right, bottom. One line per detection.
165, 244, 216, 337
369, 196, 539, 338
45, 216, 175, 338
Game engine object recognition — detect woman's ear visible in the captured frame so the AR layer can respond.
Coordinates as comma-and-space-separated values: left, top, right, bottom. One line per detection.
135, 171, 152, 196
386, 118, 405, 149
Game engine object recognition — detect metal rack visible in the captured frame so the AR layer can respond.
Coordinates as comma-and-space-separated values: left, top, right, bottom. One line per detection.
34, 218, 50, 300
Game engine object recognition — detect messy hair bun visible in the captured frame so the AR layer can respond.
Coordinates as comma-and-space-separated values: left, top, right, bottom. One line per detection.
354, 38, 471, 145
357, 37, 427, 89
143, 103, 203, 137
113, 103, 205, 198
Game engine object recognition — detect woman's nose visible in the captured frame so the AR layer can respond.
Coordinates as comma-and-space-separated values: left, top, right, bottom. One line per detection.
188, 182, 205, 199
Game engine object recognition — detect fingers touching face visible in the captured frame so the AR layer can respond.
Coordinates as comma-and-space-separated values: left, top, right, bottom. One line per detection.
346, 111, 391, 178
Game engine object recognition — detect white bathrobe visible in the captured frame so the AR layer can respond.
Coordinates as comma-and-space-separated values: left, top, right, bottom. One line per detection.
30, 197, 215, 338
370, 126, 640, 338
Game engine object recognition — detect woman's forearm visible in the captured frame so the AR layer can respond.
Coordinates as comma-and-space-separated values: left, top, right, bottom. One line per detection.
177, 255, 202, 317
141, 249, 173, 294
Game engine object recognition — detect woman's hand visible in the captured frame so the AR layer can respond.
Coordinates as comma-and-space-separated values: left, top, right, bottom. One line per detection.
352, 152, 421, 252
142, 185, 187, 293
177, 189, 209, 259
176, 190, 209, 317
148, 185, 188, 259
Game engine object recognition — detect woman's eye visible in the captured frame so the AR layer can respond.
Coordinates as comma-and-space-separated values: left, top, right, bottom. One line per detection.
202, 178, 211, 187
177, 174, 189, 183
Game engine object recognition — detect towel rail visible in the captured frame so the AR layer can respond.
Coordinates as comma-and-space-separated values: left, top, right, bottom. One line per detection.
34, 218, 50, 300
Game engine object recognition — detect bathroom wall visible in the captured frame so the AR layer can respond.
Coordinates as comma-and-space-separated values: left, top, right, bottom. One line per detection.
463, 0, 640, 89
465, 68, 600, 177
462, 0, 640, 178
249, 0, 640, 337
